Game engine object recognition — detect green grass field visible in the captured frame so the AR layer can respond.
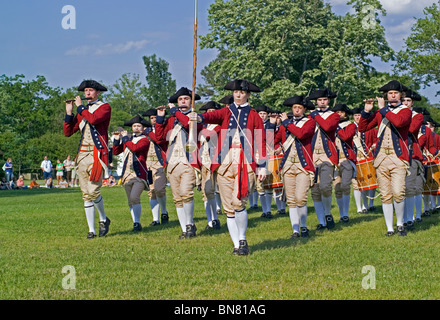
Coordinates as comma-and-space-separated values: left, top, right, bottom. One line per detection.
1, 184, 440, 300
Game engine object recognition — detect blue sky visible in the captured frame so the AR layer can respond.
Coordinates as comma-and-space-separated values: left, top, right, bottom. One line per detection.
0, 0, 437, 102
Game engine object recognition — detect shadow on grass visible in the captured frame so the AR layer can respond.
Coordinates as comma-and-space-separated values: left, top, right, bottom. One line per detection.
0, 188, 80, 198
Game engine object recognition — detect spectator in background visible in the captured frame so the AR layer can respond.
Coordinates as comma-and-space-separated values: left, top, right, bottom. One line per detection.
4, 158, 13, 183
56, 159, 64, 185
46, 176, 54, 189
30, 177, 40, 189
40, 156, 53, 187
1, 177, 11, 190
59, 177, 69, 188
63, 155, 73, 186
16, 175, 26, 189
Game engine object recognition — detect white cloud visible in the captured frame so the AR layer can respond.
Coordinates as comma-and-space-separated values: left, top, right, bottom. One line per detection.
379, 0, 435, 15
65, 39, 149, 56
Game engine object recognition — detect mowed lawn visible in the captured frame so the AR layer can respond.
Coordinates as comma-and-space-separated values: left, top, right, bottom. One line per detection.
1, 184, 440, 300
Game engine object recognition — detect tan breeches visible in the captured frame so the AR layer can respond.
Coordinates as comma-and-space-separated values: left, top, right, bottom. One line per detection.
333, 160, 354, 198
216, 164, 256, 215
148, 167, 167, 200
77, 152, 102, 202
374, 154, 407, 204
201, 166, 216, 202
282, 163, 312, 208
167, 162, 196, 208
124, 177, 147, 207
405, 160, 424, 197
311, 161, 335, 201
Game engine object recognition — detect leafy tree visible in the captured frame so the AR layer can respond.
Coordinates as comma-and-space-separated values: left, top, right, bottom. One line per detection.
106, 73, 148, 115
395, 2, 440, 96
199, 0, 394, 109
142, 54, 177, 108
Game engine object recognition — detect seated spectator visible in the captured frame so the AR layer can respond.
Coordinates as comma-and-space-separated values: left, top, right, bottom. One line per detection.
9, 177, 18, 189
46, 177, 54, 189
108, 175, 116, 187
30, 178, 40, 189
1, 177, 11, 190
16, 175, 26, 189
59, 177, 69, 188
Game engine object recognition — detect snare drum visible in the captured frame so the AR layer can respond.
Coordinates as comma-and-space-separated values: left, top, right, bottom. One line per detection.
263, 155, 283, 190
355, 157, 378, 191
423, 160, 440, 195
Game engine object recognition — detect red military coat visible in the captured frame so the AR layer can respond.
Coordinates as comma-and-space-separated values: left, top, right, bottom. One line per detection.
113, 134, 150, 181
64, 101, 111, 181
155, 108, 204, 170
310, 109, 340, 166
335, 120, 357, 164
358, 105, 412, 163
198, 104, 267, 173
274, 116, 316, 173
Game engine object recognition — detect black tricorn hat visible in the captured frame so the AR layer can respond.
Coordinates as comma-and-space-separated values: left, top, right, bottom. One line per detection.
413, 107, 425, 114
200, 101, 221, 111
219, 95, 234, 105
378, 80, 408, 93
351, 106, 363, 114
255, 105, 270, 112
224, 79, 262, 92
142, 108, 157, 117
308, 88, 337, 100
78, 80, 108, 92
404, 88, 422, 101
169, 87, 201, 103
423, 115, 439, 127
283, 95, 315, 110
332, 104, 352, 115
124, 115, 151, 127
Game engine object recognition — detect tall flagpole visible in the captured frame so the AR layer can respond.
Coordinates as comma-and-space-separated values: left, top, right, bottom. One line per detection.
187, 0, 198, 153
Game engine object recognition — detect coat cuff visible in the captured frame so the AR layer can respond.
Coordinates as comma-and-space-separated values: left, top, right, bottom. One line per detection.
361, 110, 372, 118
379, 106, 390, 117
156, 116, 165, 124
64, 114, 74, 123
282, 119, 291, 128
77, 105, 88, 115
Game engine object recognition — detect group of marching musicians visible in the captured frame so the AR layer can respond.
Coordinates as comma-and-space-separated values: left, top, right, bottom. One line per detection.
64, 79, 440, 255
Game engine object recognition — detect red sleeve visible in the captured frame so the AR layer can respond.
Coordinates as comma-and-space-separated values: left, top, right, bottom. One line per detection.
112, 140, 124, 155
154, 117, 173, 145
64, 115, 80, 137
425, 127, 439, 155
336, 123, 356, 141
358, 111, 379, 133
274, 125, 286, 147
313, 112, 339, 132
383, 107, 412, 128
285, 118, 316, 140
200, 108, 229, 125
125, 137, 150, 153
409, 113, 423, 135
80, 103, 111, 126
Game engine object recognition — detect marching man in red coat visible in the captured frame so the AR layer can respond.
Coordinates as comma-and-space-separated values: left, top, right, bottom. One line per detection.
359, 80, 412, 236
332, 104, 357, 223
155, 87, 204, 239
275, 95, 316, 238
190, 79, 267, 255
308, 88, 340, 230
113, 115, 151, 232
64, 80, 111, 239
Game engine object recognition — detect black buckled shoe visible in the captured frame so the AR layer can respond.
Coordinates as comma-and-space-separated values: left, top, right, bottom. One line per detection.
300, 227, 309, 238
185, 224, 197, 238
133, 222, 142, 231
212, 219, 221, 230
161, 213, 169, 224
397, 225, 407, 236
316, 224, 326, 230
340, 216, 349, 223
178, 232, 187, 239
290, 232, 300, 239
99, 218, 111, 237
406, 221, 415, 231
325, 215, 335, 229
386, 231, 395, 237
149, 221, 160, 227
238, 240, 249, 256
87, 232, 96, 239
